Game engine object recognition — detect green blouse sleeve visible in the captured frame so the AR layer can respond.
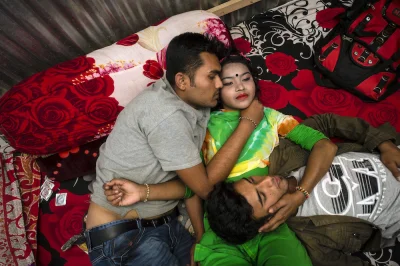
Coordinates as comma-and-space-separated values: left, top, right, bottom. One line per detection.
286, 124, 328, 151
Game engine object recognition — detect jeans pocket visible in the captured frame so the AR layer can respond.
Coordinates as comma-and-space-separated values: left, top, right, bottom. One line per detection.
89, 246, 107, 265
106, 228, 144, 259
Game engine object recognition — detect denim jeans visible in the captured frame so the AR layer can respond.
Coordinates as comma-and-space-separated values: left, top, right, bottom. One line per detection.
85, 218, 194, 266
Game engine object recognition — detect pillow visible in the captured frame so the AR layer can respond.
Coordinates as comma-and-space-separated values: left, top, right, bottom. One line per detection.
0, 10, 232, 155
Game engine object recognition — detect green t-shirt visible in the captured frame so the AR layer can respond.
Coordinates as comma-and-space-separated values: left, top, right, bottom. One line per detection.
195, 221, 312, 266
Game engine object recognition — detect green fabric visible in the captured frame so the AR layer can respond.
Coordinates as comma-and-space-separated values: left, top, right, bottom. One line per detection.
184, 185, 195, 198
225, 167, 268, 183
286, 124, 327, 151
195, 223, 312, 266
205, 108, 294, 180
194, 108, 327, 265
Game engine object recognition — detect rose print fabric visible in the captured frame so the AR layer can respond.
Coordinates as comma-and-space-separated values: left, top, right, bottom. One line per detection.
0, 11, 231, 155
230, 1, 400, 133
38, 176, 93, 266
230, 0, 400, 264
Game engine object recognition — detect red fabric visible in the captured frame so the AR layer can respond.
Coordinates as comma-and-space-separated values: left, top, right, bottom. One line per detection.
38, 190, 91, 266
258, 80, 289, 110
265, 52, 297, 77
386, 1, 400, 25
350, 44, 380, 67
0, 152, 40, 266
0, 57, 122, 155
143, 60, 164, 80
316, 7, 345, 29
319, 35, 342, 72
355, 72, 397, 101
116, 34, 139, 46
283, 68, 400, 130
234, 38, 252, 54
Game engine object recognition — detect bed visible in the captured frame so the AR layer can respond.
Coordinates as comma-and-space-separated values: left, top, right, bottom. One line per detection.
0, 0, 399, 265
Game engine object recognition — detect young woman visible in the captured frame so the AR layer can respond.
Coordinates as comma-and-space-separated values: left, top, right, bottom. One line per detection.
104, 53, 337, 265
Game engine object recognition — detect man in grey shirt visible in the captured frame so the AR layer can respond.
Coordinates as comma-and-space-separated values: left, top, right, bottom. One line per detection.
84, 32, 265, 266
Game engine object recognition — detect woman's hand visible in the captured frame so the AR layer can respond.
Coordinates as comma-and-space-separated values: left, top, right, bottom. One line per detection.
240, 99, 264, 126
258, 191, 305, 232
103, 178, 145, 206
378, 141, 400, 181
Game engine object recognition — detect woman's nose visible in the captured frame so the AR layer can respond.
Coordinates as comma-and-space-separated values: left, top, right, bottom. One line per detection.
235, 82, 245, 92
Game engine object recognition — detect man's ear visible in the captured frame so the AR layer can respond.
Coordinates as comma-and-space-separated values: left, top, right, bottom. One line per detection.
175, 73, 187, 92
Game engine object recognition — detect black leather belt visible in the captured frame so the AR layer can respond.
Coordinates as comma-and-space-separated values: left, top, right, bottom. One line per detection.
88, 208, 178, 247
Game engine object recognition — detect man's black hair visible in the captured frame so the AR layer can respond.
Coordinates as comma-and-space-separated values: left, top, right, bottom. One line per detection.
165, 32, 226, 87
206, 182, 272, 245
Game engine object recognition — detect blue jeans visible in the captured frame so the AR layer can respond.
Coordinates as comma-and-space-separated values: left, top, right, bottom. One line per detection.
85, 218, 194, 266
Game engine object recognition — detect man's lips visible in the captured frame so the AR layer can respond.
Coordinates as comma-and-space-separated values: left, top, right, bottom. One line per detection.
236, 93, 248, 100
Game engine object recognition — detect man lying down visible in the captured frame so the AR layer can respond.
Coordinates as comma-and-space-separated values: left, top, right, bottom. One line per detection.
207, 144, 400, 265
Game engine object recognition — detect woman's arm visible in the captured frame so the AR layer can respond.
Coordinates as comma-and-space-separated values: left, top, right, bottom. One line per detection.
103, 178, 186, 206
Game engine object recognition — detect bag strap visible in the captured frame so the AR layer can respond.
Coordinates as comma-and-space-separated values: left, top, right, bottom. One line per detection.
345, 0, 374, 21
312, 71, 340, 89
370, 22, 398, 51
382, 0, 396, 23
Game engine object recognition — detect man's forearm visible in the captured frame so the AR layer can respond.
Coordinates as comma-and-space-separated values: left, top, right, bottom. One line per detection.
185, 195, 204, 241
177, 118, 258, 199
139, 179, 186, 201
205, 119, 254, 184
298, 139, 338, 193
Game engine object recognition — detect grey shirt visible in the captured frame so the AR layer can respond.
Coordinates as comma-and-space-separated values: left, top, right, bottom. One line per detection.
91, 78, 210, 218
292, 148, 400, 242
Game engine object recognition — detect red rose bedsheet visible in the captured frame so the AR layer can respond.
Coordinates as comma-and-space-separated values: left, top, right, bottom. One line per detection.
230, 0, 400, 264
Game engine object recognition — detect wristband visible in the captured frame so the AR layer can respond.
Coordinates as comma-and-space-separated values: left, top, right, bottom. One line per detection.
239, 116, 258, 128
143, 183, 150, 202
295, 186, 310, 199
